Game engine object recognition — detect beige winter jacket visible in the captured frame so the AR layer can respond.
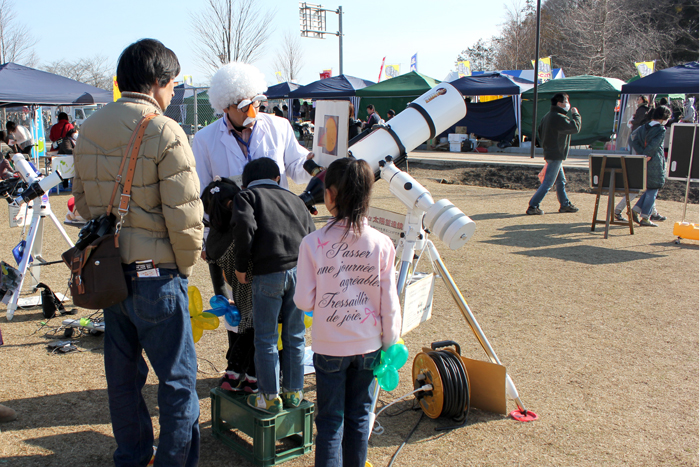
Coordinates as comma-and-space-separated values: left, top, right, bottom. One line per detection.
72, 93, 203, 276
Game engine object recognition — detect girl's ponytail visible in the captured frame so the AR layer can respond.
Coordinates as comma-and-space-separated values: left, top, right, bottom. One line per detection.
324, 157, 373, 239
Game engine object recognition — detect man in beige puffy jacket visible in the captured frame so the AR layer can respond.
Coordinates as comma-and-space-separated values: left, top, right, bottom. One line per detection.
72, 39, 203, 467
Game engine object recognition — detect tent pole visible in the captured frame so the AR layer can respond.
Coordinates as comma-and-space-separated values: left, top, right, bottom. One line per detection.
530, 0, 542, 158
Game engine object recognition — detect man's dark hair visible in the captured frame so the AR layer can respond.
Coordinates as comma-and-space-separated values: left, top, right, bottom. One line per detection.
116, 39, 180, 94
282, 105, 288, 110
653, 105, 672, 121
242, 157, 280, 187
57, 112, 69, 121
387, 109, 396, 117
366, 104, 375, 112
639, 95, 649, 105
6, 122, 16, 132
551, 93, 569, 106
659, 97, 669, 106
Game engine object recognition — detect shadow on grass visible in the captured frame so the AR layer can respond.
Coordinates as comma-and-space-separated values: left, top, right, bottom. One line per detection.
0, 430, 115, 467
514, 244, 665, 264
482, 222, 592, 249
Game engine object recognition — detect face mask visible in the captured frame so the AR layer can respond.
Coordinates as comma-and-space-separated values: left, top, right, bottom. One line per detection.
563, 103, 571, 112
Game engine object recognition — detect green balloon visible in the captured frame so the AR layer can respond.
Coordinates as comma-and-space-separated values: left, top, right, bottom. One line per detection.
386, 344, 409, 369
378, 367, 399, 391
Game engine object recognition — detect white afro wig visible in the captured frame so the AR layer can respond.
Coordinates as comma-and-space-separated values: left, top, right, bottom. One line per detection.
208, 62, 268, 113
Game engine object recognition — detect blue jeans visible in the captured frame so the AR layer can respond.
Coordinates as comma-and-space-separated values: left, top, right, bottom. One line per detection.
313, 350, 381, 467
634, 188, 659, 217
104, 269, 200, 467
251, 267, 305, 395
529, 159, 572, 208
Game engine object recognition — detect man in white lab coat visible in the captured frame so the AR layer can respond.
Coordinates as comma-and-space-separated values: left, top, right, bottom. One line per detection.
192, 62, 311, 190
192, 62, 312, 394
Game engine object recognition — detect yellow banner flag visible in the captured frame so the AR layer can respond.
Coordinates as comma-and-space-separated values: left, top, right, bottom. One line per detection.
457, 61, 471, 77
275, 72, 284, 83
531, 57, 552, 83
385, 65, 400, 79
635, 61, 655, 78
113, 76, 121, 102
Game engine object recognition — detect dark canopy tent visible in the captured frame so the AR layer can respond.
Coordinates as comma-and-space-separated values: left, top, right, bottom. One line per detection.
288, 75, 374, 99
355, 72, 440, 121
620, 62, 699, 94
265, 82, 300, 99
441, 73, 528, 142
616, 62, 699, 147
0, 62, 112, 107
288, 74, 374, 121
521, 75, 625, 146
164, 83, 196, 124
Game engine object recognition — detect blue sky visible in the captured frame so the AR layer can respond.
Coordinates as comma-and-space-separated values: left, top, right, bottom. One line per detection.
15, 0, 507, 87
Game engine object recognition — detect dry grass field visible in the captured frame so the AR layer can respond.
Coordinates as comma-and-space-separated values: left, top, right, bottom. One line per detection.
0, 165, 697, 467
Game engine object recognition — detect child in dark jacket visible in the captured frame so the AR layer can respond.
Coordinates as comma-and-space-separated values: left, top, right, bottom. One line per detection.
232, 157, 316, 413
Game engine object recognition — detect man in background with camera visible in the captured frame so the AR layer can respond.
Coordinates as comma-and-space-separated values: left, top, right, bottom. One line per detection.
72, 39, 203, 467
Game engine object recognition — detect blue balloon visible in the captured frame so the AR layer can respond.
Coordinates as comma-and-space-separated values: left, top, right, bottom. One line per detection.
206, 295, 241, 327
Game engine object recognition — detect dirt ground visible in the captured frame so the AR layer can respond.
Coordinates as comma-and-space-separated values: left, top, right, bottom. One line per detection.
0, 165, 698, 467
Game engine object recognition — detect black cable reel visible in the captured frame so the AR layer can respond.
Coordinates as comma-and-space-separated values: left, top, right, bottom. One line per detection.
412, 340, 471, 431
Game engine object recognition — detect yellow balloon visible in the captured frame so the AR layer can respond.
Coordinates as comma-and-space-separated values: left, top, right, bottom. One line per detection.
188, 286, 220, 343
397, 337, 405, 345
304, 314, 313, 328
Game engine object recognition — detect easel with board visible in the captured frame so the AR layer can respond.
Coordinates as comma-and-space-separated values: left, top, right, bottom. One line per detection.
590, 154, 647, 239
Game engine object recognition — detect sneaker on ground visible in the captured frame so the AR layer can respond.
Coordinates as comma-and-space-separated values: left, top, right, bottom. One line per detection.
614, 211, 626, 222
282, 390, 303, 409
639, 217, 658, 227
650, 213, 667, 221
247, 393, 283, 414
219, 371, 243, 391
559, 204, 579, 213
237, 375, 258, 393
526, 206, 544, 215
631, 210, 641, 225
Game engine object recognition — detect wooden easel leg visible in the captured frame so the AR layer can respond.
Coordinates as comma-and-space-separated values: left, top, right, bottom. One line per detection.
604, 169, 616, 239
591, 156, 607, 232
620, 157, 634, 235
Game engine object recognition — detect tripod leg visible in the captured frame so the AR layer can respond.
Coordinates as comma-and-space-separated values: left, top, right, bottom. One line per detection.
6, 201, 42, 321
427, 241, 528, 413
29, 216, 44, 289
46, 208, 75, 247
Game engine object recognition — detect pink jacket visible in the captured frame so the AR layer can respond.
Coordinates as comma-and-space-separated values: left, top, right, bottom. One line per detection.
294, 219, 402, 357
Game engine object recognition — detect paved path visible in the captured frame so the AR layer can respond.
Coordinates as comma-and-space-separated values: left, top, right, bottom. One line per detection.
407, 149, 590, 170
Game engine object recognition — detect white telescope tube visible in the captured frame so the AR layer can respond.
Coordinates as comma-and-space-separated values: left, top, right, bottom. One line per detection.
349, 83, 467, 172
379, 158, 475, 250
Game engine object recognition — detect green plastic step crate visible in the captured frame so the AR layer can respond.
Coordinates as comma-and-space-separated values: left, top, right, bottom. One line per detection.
210, 388, 314, 466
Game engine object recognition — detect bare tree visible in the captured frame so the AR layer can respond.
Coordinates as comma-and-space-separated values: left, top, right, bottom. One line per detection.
0, 0, 38, 66
456, 38, 498, 72
273, 31, 305, 82
43, 55, 114, 90
192, 0, 276, 75
493, 0, 537, 70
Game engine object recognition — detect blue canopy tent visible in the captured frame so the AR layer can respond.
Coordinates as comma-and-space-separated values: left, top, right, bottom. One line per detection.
617, 62, 699, 148
265, 81, 300, 99
446, 73, 530, 142
289, 75, 375, 120
472, 68, 566, 82
0, 62, 112, 107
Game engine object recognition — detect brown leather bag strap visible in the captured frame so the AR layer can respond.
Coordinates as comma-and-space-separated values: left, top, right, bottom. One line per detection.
107, 114, 157, 214
117, 114, 157, 218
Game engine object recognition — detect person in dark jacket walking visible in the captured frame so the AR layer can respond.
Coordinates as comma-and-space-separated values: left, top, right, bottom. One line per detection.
629, 96, 651, 133
526, 93, 582, 215
629, 105, 672, 227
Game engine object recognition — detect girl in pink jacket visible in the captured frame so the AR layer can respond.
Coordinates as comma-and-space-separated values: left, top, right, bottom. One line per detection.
294, 157, 401, 467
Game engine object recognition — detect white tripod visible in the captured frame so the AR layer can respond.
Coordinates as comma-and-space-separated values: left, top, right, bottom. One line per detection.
5, 155, 74, 321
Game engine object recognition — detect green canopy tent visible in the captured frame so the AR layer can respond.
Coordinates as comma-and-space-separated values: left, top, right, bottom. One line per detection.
521, 75, 625, 146
182, 91, 218, 129
354, 71, 441, 122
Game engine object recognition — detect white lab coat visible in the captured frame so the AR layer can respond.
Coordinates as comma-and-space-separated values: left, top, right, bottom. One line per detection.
192, 113, 311, 194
